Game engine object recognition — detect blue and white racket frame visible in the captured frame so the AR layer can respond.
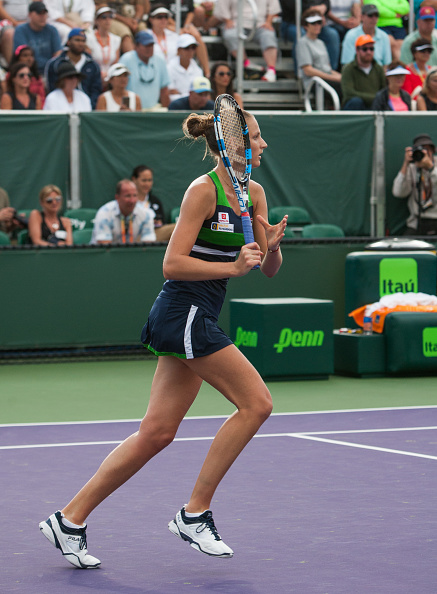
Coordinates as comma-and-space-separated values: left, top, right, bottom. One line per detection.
213, 94, 256, 247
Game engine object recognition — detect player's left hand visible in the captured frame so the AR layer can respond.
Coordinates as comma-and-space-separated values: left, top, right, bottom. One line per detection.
257, 214, 287, 253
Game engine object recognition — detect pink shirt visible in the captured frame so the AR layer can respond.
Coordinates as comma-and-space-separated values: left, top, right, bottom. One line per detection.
389, 95, 409, 111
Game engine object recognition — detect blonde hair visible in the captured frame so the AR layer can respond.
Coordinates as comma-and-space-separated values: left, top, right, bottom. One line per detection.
422, 68, 437, 96
39, 184, 62, 204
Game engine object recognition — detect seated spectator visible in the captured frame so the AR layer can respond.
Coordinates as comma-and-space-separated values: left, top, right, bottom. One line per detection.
90, 179, 156, 244
327, 0, 361, 42
341, 33, 386, 109
168, 74, 214, 109
296, 9, 342, 94
214, 0, 280, 81
168, 33, 203, 102
9, 44, 46, 105
401, 7, 437, 67
365, 0, 409, 62
98, 0, 144, 54
0, 0, 29, 64
118, 30, 170, 109
280, 0, 340, 72
96, 62, 141, 110
45, 27, 102, 109
86, 7, 121, 84
371, 61, 411, 110
44, 0, 95, 45
392, 133, 437, 235
341, 4, 391, 67
416, 68, 437, 111
148, 2, 210, 75
402, 38, 434, 96
152, 0, 195, 30
0, 186, 23, 235
13, 2, 62, 75
28, 184, 73, 246
131, 164, 175, 241
210, 60, 243, 107
43, 59, 92, 111
192, 0, 221, 34
0, 62, 42, 109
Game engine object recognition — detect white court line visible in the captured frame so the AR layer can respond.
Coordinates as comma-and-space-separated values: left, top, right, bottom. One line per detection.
1, 405, 437, 428
292, 434, 437, 461
300, 426, 437, 436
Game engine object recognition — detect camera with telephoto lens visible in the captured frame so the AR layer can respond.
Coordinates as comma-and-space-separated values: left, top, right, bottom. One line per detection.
412, 145, 426, 163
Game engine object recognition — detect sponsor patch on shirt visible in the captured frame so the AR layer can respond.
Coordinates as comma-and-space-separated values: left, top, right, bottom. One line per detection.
218, 212, 229, 224
211, 222, 234, 233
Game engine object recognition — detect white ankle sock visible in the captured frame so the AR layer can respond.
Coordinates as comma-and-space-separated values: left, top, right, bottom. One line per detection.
184, 510, 207, 518
60, 513, 85, 529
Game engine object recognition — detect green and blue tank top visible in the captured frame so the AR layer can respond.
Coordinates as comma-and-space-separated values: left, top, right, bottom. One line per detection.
159, 171, 254, 317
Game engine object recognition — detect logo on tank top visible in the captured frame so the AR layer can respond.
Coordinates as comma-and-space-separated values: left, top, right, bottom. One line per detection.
212, 213, 234, 233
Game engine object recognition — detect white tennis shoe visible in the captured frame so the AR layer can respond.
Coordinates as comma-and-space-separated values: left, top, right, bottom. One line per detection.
39, 511, 101, 569
168, 506, 234, 558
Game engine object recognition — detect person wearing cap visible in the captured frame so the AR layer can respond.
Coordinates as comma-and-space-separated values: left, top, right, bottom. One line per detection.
118, 29, 170, 108
341, 4, 391, 67
341, 33, 386, 109
13, 2, 62, 74
86, 7, 121, 83
45, 27, 102, 108
402, 37, 434, 96
0, 0, 28, 64
96, 62, 141, 110
168, 33, 203, 102
371, 61, 411, 110
296, 9, 342, 93
214, 0, 281, 82
401, 7, 437, 67
362, 0, 409, 62
43, 59, 92, 110
44, 0, 94, 45
416, 68, 437, 110
90, 179, 156, 245
393, 133, 437, 235
148, 4, 210, 76
168, 74, 214, 109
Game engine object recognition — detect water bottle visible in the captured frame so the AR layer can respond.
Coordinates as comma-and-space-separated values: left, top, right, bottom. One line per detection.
363, 316, 373, 335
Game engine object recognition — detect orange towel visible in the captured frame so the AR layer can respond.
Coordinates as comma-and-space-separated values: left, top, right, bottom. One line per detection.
349, 305, 437, 333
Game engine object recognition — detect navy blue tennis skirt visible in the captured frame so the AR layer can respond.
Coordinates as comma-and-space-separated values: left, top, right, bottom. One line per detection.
141, 294, 232, 359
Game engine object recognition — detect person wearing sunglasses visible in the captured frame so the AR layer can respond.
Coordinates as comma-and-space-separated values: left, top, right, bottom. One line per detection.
0, 61, 42, 109
341, 33, 385, 110
402, 38, 434, 97
85, 7, 121, 84
340, 4, 391, 68
168, 32, 204, 102
371, 61, 411, 111
28, 184, 73, 246
209, 60, 243, 108
401, 7, 437, 68
8, 44, 46, 106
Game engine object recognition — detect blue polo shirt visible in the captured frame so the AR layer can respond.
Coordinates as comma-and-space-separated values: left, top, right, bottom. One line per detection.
341, 25, 392, 66
119, 51, 170, 109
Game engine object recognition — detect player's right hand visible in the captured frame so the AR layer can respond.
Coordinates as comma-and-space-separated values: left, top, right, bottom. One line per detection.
235, 242, 262, 276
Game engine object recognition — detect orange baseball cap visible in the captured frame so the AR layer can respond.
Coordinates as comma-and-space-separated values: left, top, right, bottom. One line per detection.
355, 34, 375, 47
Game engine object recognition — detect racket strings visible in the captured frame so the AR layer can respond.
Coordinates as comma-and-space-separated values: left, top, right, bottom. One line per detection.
220, 102, 246, 181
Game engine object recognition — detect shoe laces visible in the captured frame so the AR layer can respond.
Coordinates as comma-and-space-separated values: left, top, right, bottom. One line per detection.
78, 528, 87, 551
196, 511, 221, 541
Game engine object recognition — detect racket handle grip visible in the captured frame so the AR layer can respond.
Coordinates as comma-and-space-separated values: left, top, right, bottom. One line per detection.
241, 213, 259, 270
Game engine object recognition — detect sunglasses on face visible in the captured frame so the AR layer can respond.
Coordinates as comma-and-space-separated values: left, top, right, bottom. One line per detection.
46, 196, 62, 204
360, 46, 375, 52
17, 72, 31, 78
217, 70, 232, 76
99, 14, 112, 19
153, 14, 168, 19
419, 48, 433, 53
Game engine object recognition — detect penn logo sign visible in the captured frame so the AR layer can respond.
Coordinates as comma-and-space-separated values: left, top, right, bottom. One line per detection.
234, 326, 258, 348
274, 328, 324, 353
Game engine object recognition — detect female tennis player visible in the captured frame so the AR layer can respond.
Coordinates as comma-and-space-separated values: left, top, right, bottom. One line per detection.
39, 111, 288, 568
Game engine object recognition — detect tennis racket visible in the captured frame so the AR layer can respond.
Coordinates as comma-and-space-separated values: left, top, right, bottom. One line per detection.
214, 95, 258, 268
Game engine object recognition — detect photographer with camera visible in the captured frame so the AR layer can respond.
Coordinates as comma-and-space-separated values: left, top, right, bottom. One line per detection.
0, 186, 27, 236
28, 184, 73, 246
392, 133, 437, 236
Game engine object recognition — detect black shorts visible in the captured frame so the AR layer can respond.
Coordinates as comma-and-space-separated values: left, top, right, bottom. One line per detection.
141, 295, 232, 359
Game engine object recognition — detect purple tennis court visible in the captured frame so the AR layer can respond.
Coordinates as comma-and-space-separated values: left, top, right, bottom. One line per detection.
1, 408, 436, 593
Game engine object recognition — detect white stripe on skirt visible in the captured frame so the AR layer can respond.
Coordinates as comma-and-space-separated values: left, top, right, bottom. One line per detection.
184, 305, 198, 359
